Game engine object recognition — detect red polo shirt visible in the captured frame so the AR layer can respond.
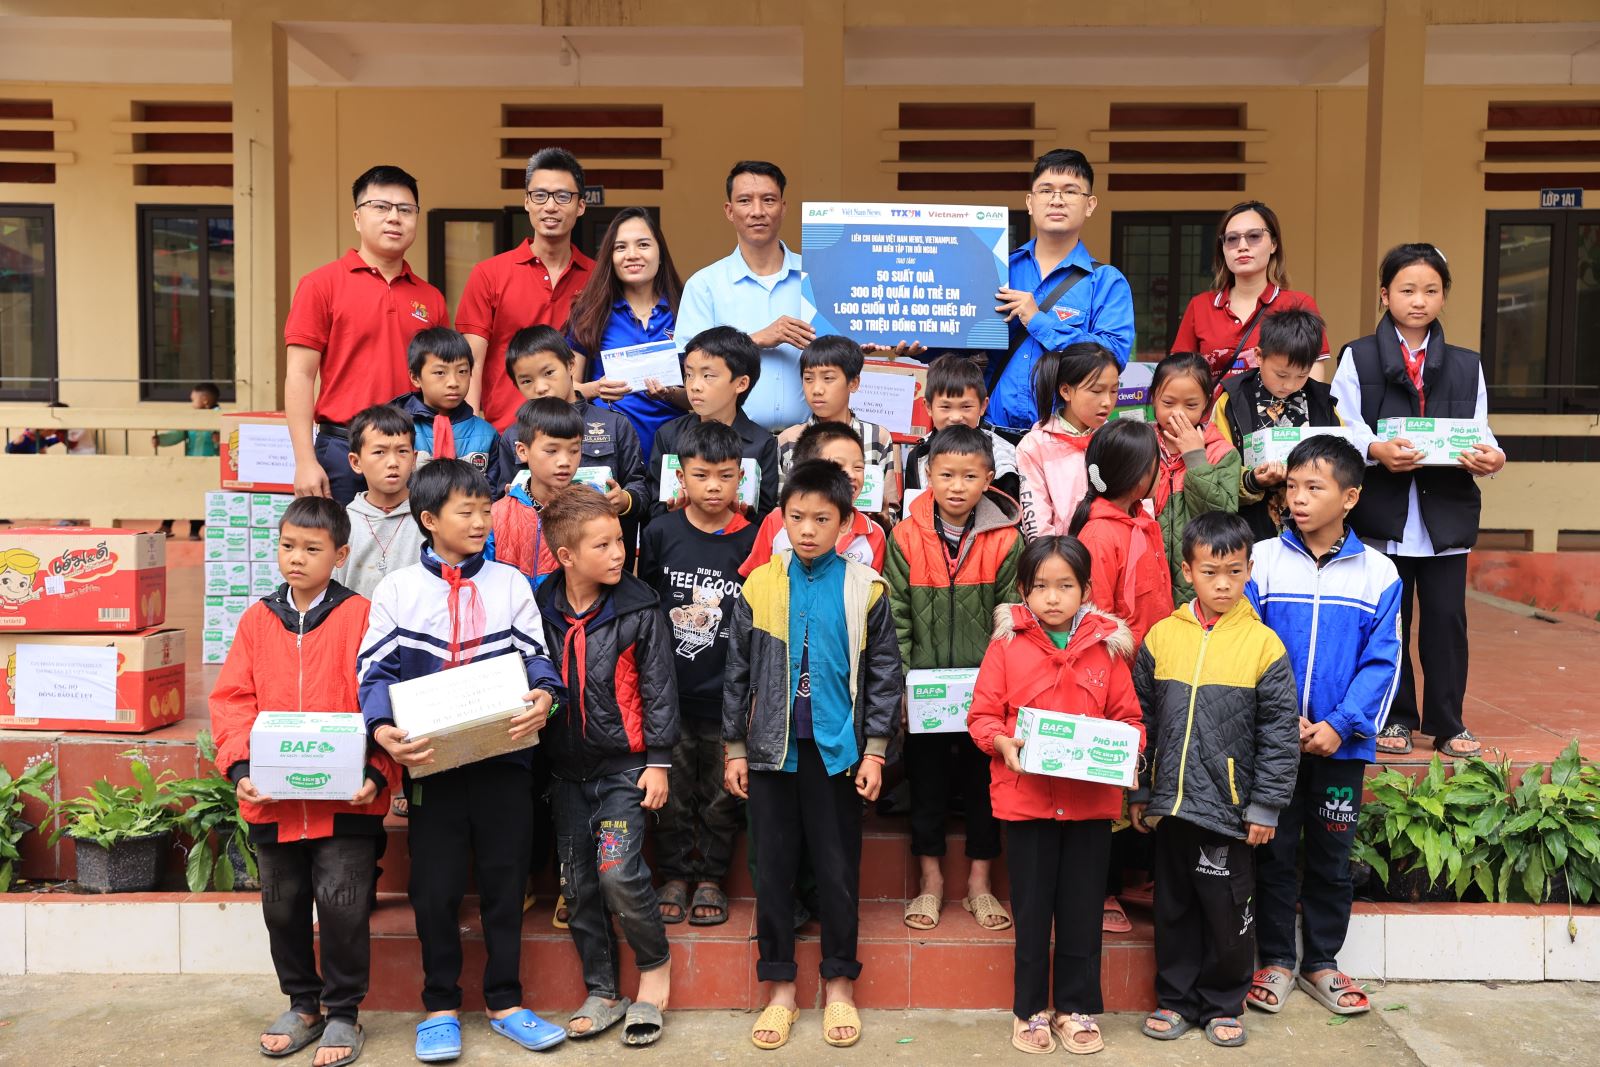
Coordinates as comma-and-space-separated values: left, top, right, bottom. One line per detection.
283, 249, 449, 424
455, 239, 595, 430
1171, 286, 1329, 388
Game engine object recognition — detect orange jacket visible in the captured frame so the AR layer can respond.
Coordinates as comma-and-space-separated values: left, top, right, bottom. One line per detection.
1076, 497, 1175, 648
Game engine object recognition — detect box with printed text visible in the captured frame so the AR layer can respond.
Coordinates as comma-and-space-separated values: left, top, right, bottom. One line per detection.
1240, 426, 1356, 468
204, 526, 250, 562
0, 528, 166, 633
251, 493, 292, 529
220, 412, 295, 493
1375, 417, 1489, 466
0, 628, 186, 733
248, 712, 368, 800
1014, 707, 1140, 788
905, 667, 980, 734
205, 491, 252, 529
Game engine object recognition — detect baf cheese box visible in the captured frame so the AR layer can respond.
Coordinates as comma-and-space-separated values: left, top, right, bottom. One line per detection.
1240, 426, 1355, 468
1014, 707, 1140, 788
0, 529, 166, 633
905, 667, 979, 734
248, 712, 368, 800
1376, 417, 1490, 466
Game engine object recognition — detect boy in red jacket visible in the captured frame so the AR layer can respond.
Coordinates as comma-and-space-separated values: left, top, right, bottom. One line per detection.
211, 497, 397, 1067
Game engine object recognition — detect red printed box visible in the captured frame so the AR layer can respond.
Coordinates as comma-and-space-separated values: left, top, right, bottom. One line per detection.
221, 411, 296, 493
0, 628, 186, 734
0, 528, 166, 632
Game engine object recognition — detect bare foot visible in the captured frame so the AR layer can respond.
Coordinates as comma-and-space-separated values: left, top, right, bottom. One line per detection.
823, 976, 857, 1044
637, 964, 671, 1011
755, 981, 798, 1046
260, 1012, 320, 1055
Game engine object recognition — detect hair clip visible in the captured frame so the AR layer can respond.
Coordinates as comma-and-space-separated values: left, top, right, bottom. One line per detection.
1088, 463, 1107, 493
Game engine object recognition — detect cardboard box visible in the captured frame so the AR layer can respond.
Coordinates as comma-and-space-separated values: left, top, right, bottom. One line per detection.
1014, 707, 1140, 788
250, 493, 292, 529
205, 491, 252, 529
204, 526, 250, 562
220, 412, 296, 493
0, 628, 186, 733
1241, 426, 1356, 468
250, 561, 282, 599
202, 630, 232, 665
905, 667, 979, 734
1108, 405, 1153, 423
657, 456, 759, 509
249, 527, 277, 563
572, 466, 612, 493
390, 652, 537, 777
204, 561, 251, 598
248, 712, 368, 800
0, 528, 166, 633
1376, 417, 1490, 465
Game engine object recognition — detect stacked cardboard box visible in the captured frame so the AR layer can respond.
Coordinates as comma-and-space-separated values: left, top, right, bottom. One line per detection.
202, 490, 289, 664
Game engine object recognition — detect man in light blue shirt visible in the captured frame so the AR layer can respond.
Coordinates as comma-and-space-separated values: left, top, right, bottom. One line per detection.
676, 161, 815, 431
990, 149, 1136, 433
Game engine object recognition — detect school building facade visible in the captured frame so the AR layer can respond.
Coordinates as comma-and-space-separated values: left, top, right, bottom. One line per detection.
0, 0, 1596, 557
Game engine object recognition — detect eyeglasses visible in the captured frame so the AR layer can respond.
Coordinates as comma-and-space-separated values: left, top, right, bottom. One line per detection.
357, 200, 419, 219
526, 189, 578, 206
1032, 189, 1090, 204
1223, 228, 1270, 249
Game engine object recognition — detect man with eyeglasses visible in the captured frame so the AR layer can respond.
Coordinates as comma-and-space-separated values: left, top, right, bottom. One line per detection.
988, 149, 1135, 435
456, 147, 594, 432
285, 164, 448, 503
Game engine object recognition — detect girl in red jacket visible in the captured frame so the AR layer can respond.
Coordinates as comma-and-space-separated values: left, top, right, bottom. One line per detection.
1069, 418, 1174, 645
968, 536, 1145, 1056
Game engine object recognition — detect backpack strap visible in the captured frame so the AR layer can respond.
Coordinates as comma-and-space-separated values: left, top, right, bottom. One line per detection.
988, 259, 1100, 388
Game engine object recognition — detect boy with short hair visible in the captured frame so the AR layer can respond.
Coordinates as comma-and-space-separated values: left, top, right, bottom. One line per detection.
776, 335, 901, 520
536, 487, 679, 1046
1129, 511, 1301, 1048
211, 496, 395, 1067
334, 403, 425, 599
359, 459, 567, 1060
1244, 436, 1402, 1021
156, 381, 223, 538
723, 459, 902, 1051
904, 354, 1019, 500
397, 326, 513, 493
492, 397, 584, 589
1212, 309, 1345, 540
647, 326, 779, 521
741, 422, 886, 576
886, 424, 1023, 934
638, 419, 758, 927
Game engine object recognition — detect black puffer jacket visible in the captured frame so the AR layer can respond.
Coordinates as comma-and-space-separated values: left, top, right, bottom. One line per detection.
537, 571, 679, 781
1130, 598, 1300, 839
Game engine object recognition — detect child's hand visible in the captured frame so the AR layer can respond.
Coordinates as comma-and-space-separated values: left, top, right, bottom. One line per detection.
1457, 442, 1505, 477
855, 757, 883, 801
637, 767, 669, 810
666, 490, 688, 513
1252, 461, 1286, 487
592, 377, 631, 403
236, 776, 271, 805
1161, 410, 1207, 455
724, 756, 749, 799
1129, 802, 1150, 833
375, 724, 435, 768
509, 689, 554, 740
1302, 720, 1342, 757
1369, 438, 1424, 472
861, 341, 928, 359
993, 735, 1025, 774
350, 778, 378, 806
1245, 822, 1276, 846
603, 479, 631, 514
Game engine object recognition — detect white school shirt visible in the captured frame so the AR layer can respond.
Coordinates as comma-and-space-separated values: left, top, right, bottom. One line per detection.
1328, 328, 1500, 558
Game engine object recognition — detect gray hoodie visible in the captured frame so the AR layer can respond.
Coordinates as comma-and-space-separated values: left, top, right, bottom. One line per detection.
333, 493, 425, 599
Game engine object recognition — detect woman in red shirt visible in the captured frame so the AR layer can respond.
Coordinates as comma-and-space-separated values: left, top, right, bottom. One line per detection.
1171, 201, 1329, 395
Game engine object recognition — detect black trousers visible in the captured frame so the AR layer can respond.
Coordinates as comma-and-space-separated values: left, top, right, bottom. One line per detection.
258, 834, 378, 1023
406, 762, 534, 1012
1151, 817, 1255, 1025
905, 732, 1002, 860
747, 741, 862, 984
1256, 755, 1364, 974
655, 719, 743, 882
1388, 552, 1469, 741
1004, 818, 1110, 1019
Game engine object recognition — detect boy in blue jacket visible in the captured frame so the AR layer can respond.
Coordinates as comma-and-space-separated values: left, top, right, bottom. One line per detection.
397, 326, 514, 496
1244, 435, 1401, 1021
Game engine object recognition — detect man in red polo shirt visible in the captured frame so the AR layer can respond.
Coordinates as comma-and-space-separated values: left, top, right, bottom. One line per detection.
457, 147, 595, 431
285, 165, 449, 503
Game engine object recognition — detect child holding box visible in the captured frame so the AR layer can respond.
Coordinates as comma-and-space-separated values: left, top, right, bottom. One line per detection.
210, 496, 395, 1067
966, 535, 1144, 1056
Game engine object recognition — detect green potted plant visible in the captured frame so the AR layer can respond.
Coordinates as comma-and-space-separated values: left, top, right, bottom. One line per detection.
1495, 741, 1600, 904
1, 758, 57, 892
173, 731, 258, 892
48, 756, 185, 893
1352, 756, 1502, 903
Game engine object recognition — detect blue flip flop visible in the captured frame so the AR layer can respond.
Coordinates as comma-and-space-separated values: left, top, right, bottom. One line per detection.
414, 1016, 461, 1063
490, 1008, 567, 1052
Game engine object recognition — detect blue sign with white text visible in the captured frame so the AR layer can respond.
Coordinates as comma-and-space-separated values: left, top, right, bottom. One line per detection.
1540, 187, 1583, 209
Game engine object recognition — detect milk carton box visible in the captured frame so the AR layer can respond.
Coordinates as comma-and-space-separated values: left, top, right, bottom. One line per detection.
248, 712, 368, 800
1014, 707, 1140, 788
905, 667, 980, 734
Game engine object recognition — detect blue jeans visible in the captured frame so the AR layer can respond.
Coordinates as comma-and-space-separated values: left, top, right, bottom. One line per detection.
314, 428, 362, 506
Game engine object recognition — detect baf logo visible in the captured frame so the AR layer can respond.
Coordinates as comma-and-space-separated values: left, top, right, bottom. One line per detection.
280, 740, 337, 755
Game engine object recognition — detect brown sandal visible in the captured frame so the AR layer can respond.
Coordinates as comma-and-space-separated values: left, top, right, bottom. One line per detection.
962, 892, 1013, 931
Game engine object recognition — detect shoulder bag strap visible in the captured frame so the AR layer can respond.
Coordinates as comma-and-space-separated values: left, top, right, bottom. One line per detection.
987, 259, 1099, 386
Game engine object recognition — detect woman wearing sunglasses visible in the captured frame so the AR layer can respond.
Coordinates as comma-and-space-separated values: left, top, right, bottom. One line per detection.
1172, 201, 1331, 396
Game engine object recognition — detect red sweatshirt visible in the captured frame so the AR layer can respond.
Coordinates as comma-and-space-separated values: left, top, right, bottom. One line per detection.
1075, 497, 1174, 647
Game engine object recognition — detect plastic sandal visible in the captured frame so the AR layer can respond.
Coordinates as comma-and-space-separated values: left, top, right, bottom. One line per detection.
1247, 967, 1293, 1013
1377, 723, 1414, 755
623, 1002, 664, 1046
260, 1010, 325, 1057
903, 892, 942, 930
688, 881, 729, 926
1010, 1012, 1057, 1055
822, 1001, 862, 1048
551, 894, 570, 930
1140, 1009, 1192, 1041
490, 1008, 566, 1051
1102, 895, 1133, 934
316, 1020, 363, 1067
567, 995, 631, 1039
413, 1016, 461, 1063
1056, 1013, 1105, 1055
750, 1004, 799, 1050
1436, 730, 1482, 759
1296, 970, 1370, 1015
962, 892, 1013, 932
657, 881, 689, 925
1205, 1017, 1248, 1047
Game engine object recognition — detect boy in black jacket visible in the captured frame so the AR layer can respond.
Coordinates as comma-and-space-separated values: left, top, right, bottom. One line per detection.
638, 420, 758, 926
536, 486, 679, 1047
